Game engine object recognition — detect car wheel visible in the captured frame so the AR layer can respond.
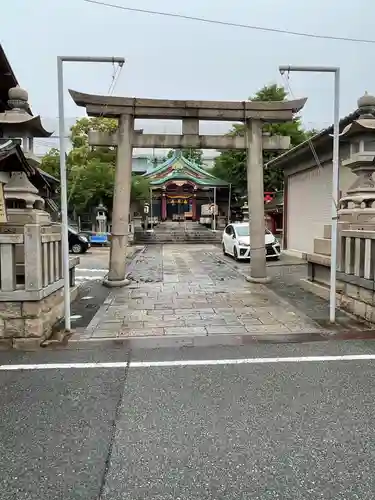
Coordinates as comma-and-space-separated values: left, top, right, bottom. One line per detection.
233, 246, 239, 261
71, 243, 83, 254
222, 243, 227, 256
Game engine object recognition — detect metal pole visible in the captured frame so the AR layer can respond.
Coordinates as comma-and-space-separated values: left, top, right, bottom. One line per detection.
59, 56, 125, 64
150, 187, 153, 230
228, 183, 232, 224
213, 187, 217, 231
279, 65, 340, 323
330, 69, 341, 323
57, 55, 125, 331
57, 56, 71, 332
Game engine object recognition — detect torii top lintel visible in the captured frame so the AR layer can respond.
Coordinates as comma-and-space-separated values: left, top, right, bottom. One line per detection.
68, 89, 307, 123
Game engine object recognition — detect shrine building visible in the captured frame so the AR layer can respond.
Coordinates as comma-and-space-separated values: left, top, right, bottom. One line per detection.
143, 151, 230, 221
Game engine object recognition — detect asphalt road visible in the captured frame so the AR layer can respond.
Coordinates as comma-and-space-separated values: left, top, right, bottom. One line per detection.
1, 340, 375, 499
75, 248, 109, 286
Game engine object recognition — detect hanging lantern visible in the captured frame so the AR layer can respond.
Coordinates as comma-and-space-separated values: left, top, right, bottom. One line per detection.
264, 193, 273, 203
184, 199, 187, 204
177, 199, 181, 204
171, 200, 175, 205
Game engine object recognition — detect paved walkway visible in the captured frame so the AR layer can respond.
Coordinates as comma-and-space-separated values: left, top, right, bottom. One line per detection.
70, 244, 362, 347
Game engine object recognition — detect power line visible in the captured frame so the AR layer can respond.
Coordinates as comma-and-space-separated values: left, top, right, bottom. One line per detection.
83, 0, 375, 45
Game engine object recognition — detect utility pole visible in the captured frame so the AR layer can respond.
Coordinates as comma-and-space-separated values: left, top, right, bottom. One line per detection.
279, 65, 340, 323
150, 187, 153, 231
57, 55, 125, 331
213, 187, 217, 231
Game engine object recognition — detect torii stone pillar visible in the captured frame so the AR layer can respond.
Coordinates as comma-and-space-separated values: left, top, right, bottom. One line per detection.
69, 89, 306, 285
106, 114, 134, 286
246, 119, 269, 282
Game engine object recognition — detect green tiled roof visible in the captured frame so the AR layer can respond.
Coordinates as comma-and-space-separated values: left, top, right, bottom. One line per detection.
144, 151, 228, 187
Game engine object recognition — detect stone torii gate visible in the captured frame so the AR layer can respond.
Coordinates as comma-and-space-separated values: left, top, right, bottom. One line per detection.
69, 89, 306, 286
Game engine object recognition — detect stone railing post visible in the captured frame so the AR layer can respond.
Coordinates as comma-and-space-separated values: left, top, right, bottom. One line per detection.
24, 224, 43, 291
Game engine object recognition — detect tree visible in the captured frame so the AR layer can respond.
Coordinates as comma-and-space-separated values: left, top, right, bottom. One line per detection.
40, 117, 149, 215
167, 148, 203, 165
210, 84, 315, 197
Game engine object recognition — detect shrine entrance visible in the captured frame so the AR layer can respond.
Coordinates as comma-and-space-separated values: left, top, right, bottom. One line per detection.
69, 88, 306, 285
166, 197, 192, 220
165, 182, 194, 221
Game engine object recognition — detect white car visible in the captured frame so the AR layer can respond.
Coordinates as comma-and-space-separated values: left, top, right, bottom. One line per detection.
222, 222, 281, 261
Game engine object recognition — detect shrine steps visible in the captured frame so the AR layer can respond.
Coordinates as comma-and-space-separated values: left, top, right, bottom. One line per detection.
134, 222, 223, 244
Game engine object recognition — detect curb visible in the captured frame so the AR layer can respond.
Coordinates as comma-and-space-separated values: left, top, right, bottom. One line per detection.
42, 328, 375, 351
44, 332, 319, 350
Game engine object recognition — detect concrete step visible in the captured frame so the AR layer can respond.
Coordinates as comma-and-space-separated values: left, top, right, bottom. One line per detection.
313, 237, 331, 256
135, 236, 222, 244
137, 232, 221, 237
306, 252, 331, 267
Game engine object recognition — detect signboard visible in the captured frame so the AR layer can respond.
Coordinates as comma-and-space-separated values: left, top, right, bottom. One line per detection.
0, 183, 7, 223
90, 233, 108, 244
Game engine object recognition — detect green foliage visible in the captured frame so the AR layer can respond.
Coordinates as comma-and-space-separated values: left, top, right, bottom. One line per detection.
131, 175, 150, 203
211, 84, 315, 197
40, 117, 150, 215
40, 148, 60, 178
167, 148, 203, 165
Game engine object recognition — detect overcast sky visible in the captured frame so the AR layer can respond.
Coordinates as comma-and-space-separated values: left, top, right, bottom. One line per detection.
1, 0, 374, 154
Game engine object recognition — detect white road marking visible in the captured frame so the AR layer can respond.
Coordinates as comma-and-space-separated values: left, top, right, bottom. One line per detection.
1, 354, 375, 371
70, 315, 82, 321
0, 363, 125, 371
81, 296, 94, 300
130, 354, 375, 368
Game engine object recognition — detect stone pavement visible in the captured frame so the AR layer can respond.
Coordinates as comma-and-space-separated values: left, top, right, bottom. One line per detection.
69, 244, 364, 347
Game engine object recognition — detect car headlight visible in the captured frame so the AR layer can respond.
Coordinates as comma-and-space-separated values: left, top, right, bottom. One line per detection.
79, 235, 88, 243
238, 240, 250, 246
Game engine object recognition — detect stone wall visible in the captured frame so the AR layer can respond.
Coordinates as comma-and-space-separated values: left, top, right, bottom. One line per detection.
333, 280, 375, 324
0, 287, 75, 349
302, 262, 375, 324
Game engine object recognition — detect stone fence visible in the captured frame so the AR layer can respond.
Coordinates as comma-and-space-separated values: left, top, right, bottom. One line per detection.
0, 224, 61, 299
0, 223, 79, 347
335, 229, 375, 321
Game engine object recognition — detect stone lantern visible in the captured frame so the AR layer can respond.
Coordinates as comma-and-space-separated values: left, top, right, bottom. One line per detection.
339, 92, 375, 227
4, 171, 51, 225
94, 202, 108, 233
242, 201, 249, 222
3, 171, 53, 276
0, 85, 52, 148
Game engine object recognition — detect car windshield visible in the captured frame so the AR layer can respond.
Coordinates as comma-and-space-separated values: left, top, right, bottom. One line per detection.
235, 226, 249, 236
235, 226, 272, 237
